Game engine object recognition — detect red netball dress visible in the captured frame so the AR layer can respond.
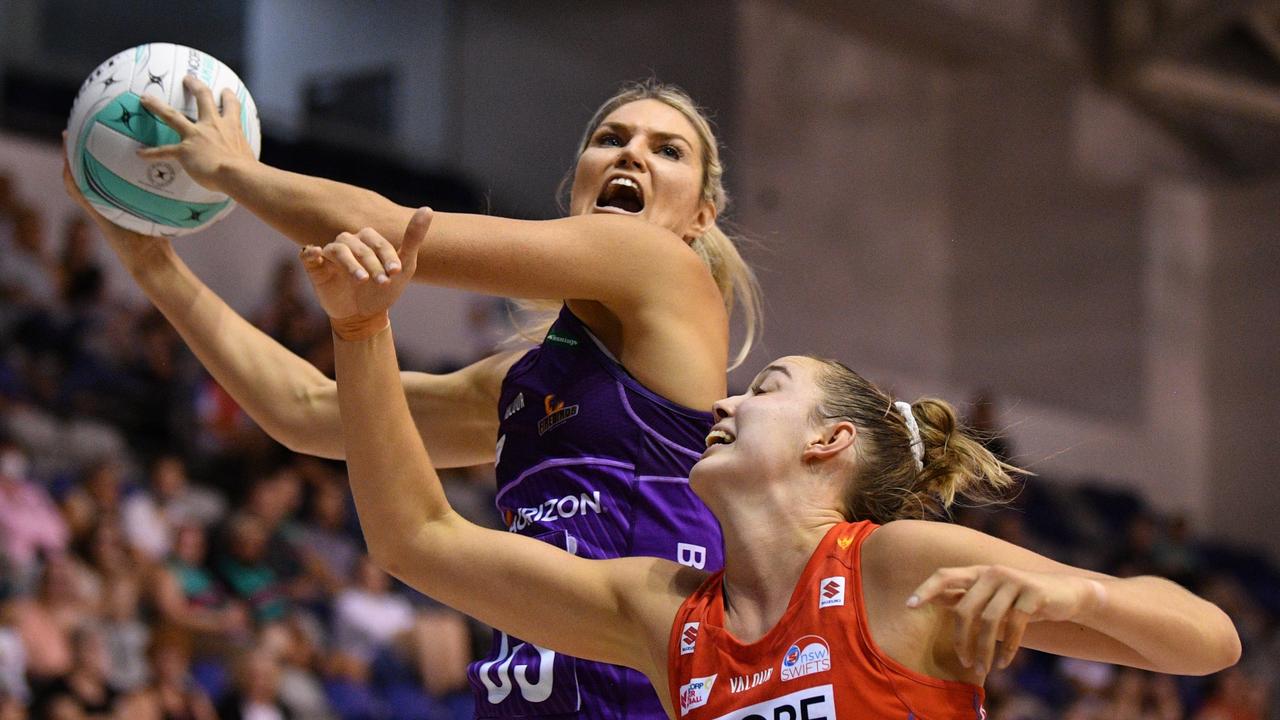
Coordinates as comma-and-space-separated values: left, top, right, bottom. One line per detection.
667, 521, 986, 720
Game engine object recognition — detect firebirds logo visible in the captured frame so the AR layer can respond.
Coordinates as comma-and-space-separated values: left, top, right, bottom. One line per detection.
679, 674, 717, 716
537, 394, 579, 435
780, 635, 831, 682
680, 622, 699, 655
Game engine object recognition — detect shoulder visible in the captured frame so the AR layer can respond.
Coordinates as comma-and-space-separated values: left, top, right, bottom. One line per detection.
559, 215, 721, 301
861, 520, 981, 588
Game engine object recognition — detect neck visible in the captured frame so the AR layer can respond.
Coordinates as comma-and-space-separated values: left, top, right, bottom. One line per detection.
710, 471, 845, 644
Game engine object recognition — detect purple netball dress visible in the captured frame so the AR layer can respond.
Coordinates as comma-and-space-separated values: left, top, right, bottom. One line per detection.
468, 305, 723, 720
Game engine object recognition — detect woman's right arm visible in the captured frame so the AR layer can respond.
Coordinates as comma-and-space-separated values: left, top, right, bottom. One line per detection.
62, 158, 512, 466
314, 211, 693, 680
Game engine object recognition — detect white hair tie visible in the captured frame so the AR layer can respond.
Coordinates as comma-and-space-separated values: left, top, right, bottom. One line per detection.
893, 401, 925, 472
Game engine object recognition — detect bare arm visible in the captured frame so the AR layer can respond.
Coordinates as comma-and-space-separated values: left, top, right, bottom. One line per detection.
866, 519, 1240, 677
114, 240, 512, 465
62, 156, 511, 466
138, 81, 728, 408
140, 82, 723, 312
318, 211, 688, 676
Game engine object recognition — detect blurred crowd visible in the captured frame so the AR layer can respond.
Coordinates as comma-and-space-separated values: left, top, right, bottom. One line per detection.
0, 168, 1277, 720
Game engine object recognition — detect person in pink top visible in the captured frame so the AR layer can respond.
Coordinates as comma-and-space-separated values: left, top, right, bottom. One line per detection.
0, 440, 67, 588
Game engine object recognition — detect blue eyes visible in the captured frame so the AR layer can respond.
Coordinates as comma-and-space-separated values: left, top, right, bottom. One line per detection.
594, 133, 684, 160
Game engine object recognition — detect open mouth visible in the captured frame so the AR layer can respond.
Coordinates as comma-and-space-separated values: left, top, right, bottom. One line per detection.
704, 428, 735, 449
595, 176, 645, 214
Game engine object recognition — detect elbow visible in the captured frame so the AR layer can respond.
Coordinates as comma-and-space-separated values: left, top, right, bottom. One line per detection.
274, 384, 343, 459
1187, 609, 1243, 676
366, 540, 400, 577
365, 537, 424, 591
1212, 618, 1243, 673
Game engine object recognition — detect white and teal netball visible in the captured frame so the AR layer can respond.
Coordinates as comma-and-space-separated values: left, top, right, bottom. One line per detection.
65, 43, 261, 237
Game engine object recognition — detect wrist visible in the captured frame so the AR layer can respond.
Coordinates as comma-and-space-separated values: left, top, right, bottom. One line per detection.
214, 155, 264, 196
331, 312, 390, 341
1078, 578, 1109, 621
117, 236, 179, 277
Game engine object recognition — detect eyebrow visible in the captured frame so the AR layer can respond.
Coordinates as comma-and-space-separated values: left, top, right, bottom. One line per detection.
752, 364, 792, 386
596, 121, 693, 147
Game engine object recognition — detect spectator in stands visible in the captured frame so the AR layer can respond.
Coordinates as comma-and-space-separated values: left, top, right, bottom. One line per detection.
0, 205, 57, 334
0, 604, 27, 706
332, 557, 414, 667
137, 636, 217, 720
1194, 667, 1267, 720
56, 217, 99, 303
333, 556, 471, 701
100, 575, 150, 692
61, 457, 125, 545
122, 452, 227, 562
150, 523, 249, 641
296, 475, 360, 587
9, 553, 94, 684
116, 311, 194, 459
260, 615, 335, 720
30, 623, 128, 719
216, 647, 290, 720
254, 257, 326, 357
0, 438, 68, 591
215, 513, 289, 625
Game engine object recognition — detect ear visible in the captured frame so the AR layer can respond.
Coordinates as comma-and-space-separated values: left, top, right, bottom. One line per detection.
802, 420, 857, 464
684, 199, 717, 244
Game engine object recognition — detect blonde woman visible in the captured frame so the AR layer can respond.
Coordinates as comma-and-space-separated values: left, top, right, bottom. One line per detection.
304, 211, 1240, 719
65, 79, 761, 719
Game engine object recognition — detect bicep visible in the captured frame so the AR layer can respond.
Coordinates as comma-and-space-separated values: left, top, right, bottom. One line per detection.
419, 213, 719, 313
383, 515, 682, 671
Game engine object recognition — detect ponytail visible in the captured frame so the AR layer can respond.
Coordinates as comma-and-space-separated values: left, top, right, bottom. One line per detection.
811, 358, 1024, 523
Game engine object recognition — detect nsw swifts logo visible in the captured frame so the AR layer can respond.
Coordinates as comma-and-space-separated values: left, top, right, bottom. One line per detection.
678, 674, 716, 716
818, 576, 845, 609
537, 394, 579, 435
780, 635, 831, 681
680, 622, 699, 655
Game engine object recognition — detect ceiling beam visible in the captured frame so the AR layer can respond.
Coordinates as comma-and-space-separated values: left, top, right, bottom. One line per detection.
1246, 7, 1280, 64
1129, 59, 1280, 123
1116, 0, 1280, 73
782, 0, 1085, 74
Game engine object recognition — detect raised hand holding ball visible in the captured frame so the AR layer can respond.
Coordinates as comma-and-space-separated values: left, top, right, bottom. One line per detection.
65, 42, 261, 237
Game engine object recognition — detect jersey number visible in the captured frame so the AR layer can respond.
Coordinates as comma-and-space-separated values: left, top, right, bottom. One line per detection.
479, 631, 555, 704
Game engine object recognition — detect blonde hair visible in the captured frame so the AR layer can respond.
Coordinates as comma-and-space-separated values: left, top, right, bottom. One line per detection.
810, 358, 1024, 523
515, 80, 763, 370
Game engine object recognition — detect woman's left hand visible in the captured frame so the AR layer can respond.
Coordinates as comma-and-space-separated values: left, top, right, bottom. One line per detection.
908, 564, 1104, 675
302, 208, 432, 338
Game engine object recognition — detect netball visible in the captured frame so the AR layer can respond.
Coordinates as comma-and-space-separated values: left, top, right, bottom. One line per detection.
64, 42, 260, 237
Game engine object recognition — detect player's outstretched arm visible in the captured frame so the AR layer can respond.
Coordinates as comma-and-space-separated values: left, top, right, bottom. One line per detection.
867, 520, 1240, 678
139, 79, 723, 318
61, 152, 506, 467
319, 209, 686, 674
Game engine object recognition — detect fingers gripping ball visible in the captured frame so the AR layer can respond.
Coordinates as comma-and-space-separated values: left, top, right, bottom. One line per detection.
65, 43, 261, 237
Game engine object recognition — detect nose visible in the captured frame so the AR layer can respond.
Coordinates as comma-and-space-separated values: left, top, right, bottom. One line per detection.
711, 393, 740, 422
614, 137, 647, 171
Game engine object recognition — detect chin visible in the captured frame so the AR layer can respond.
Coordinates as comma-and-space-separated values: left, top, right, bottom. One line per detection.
688, 455, 730, 499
